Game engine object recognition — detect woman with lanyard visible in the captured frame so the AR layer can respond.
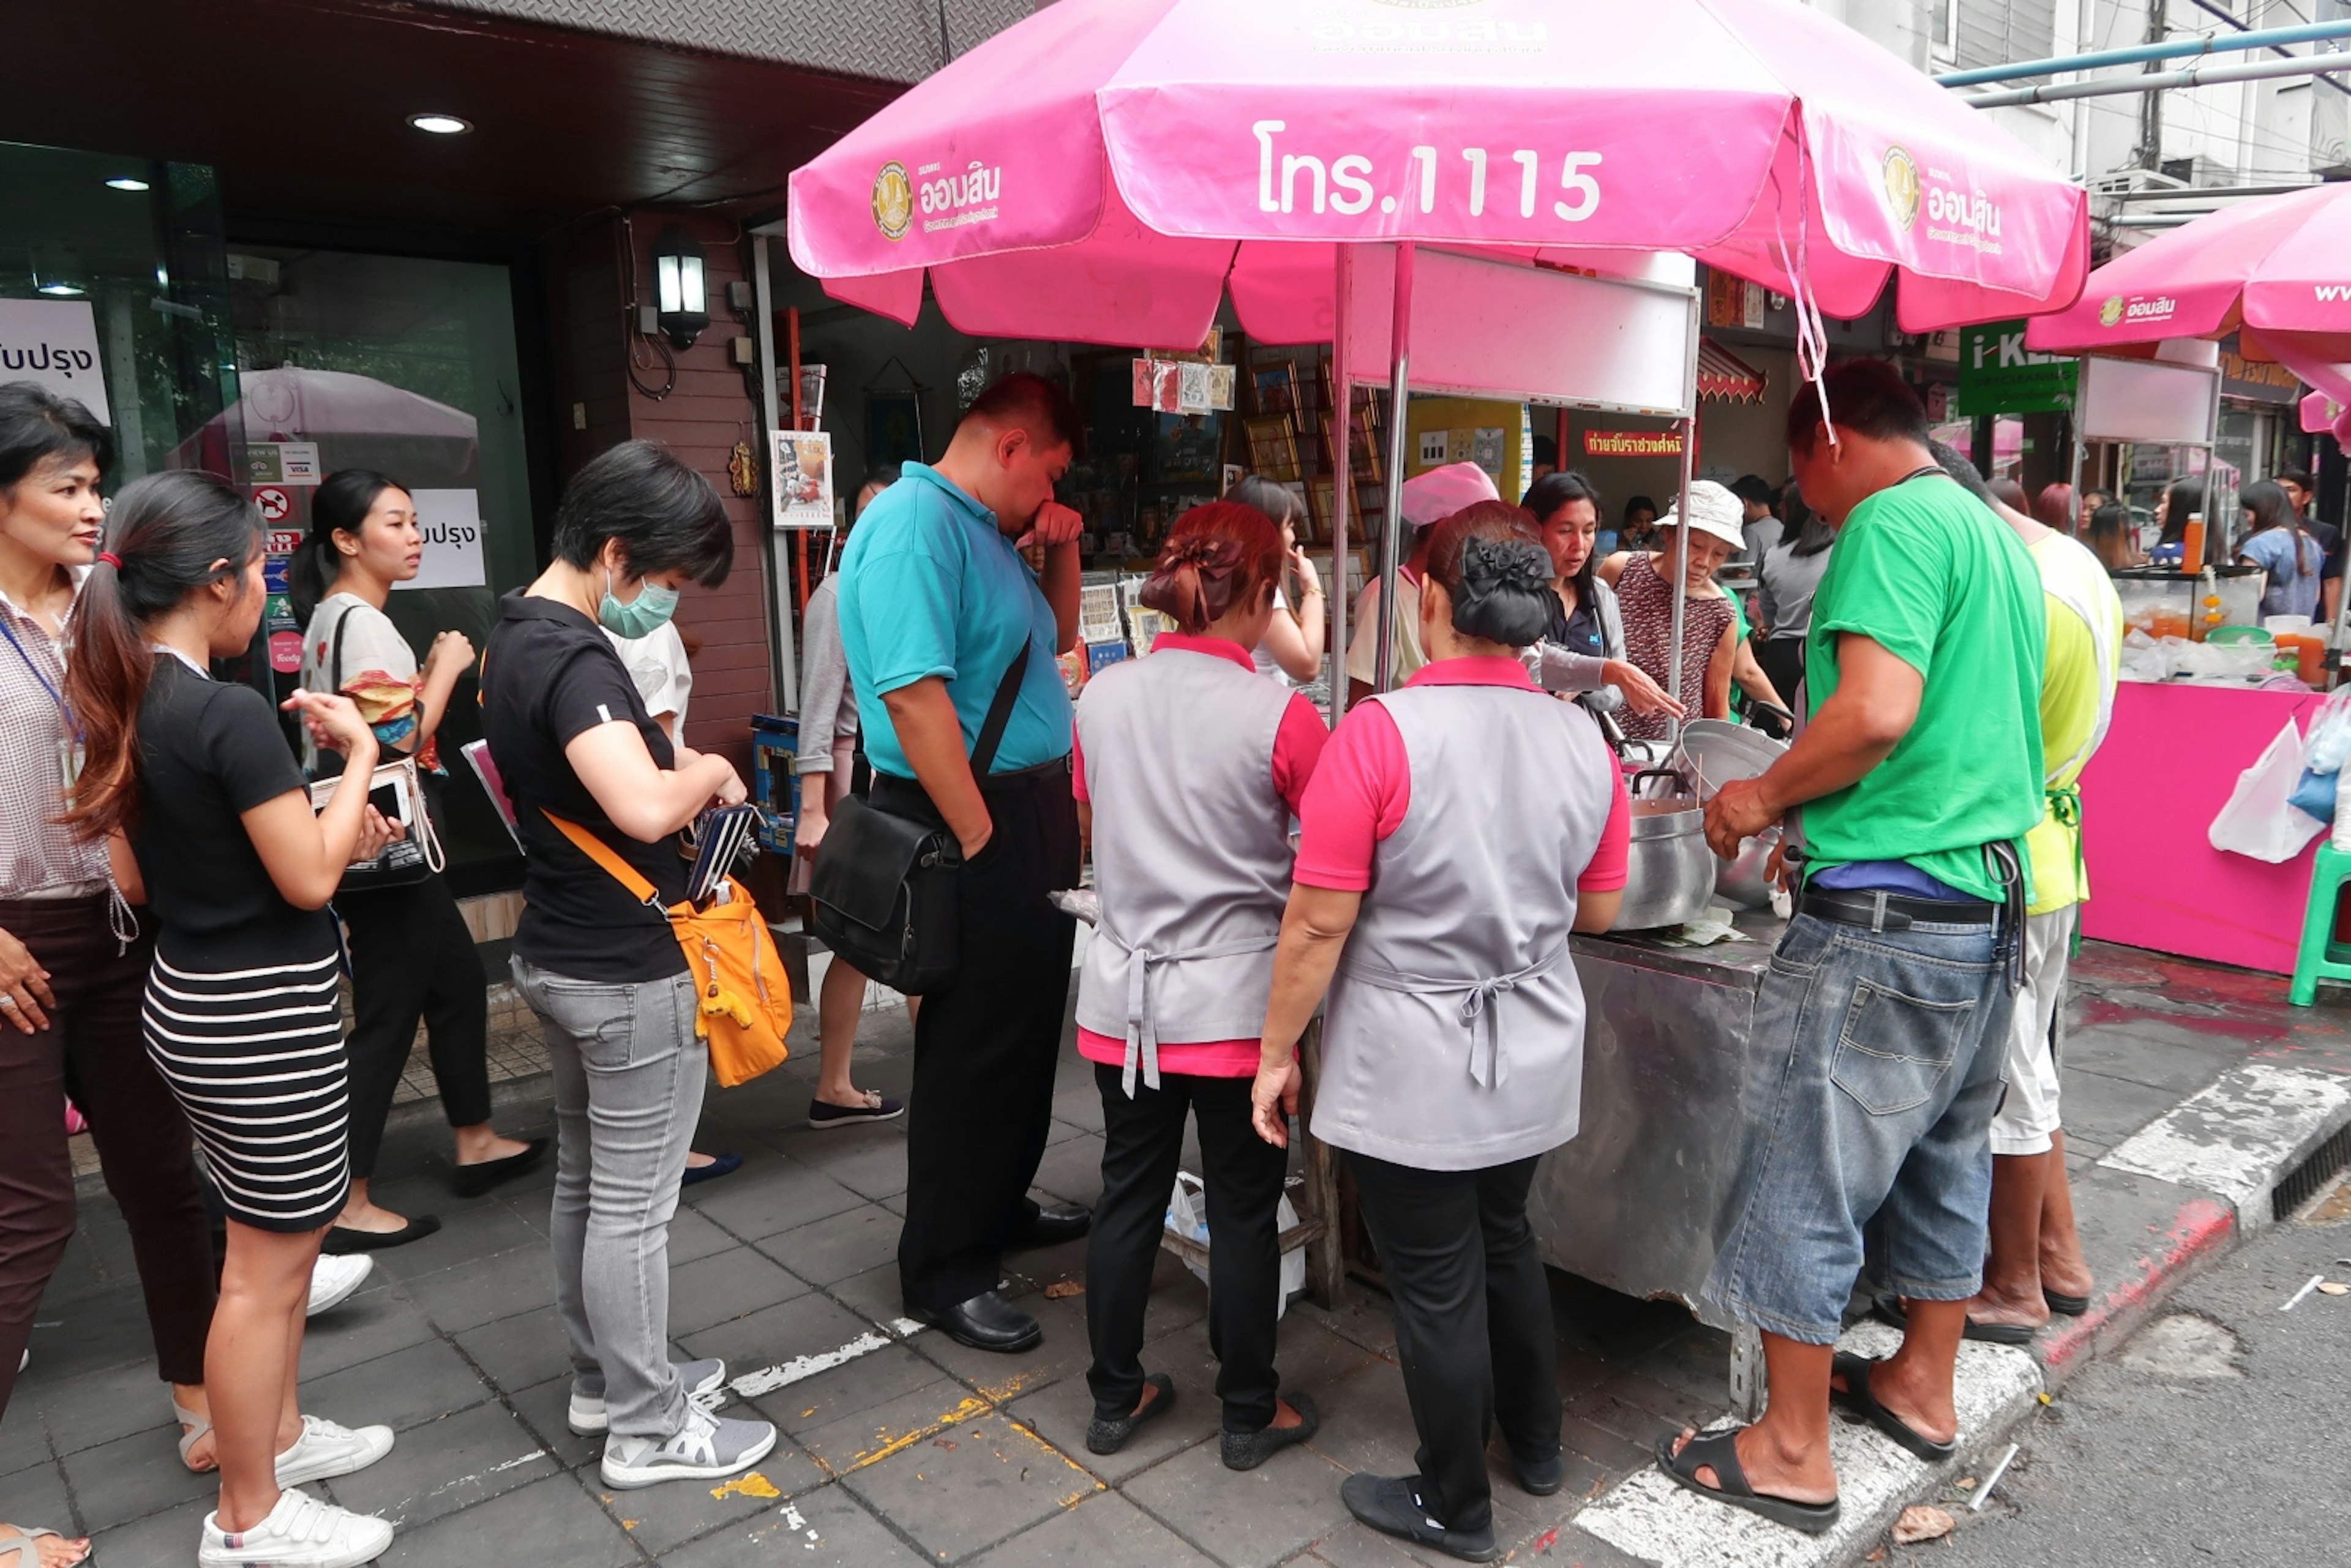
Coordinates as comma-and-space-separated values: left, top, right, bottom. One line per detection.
289, 470, 546, 1255
1251, 502, 1630, 1562
1071, 500, 1328, 1470
1221, 476, 1327, 686
0, 388, 229, 1568
63, 470, 403, 1568
1520, 470, 1680, 721
1595, 481, 1747, 743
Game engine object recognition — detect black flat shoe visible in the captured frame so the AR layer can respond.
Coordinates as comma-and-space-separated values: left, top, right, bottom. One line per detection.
321, 1214, 442, 1255
1087, 1373, 1175, 1455
808, 1094, 905, 1130
681, 1152, 744, 1188
1221, 1392, 1319, 1471
1013, 1201, 1092, 1248
451, 1138, 549, 1198
1340, 1473, 1498, 1562
1510, 1444, 1567, 1496
907, 1289, 1042, 1353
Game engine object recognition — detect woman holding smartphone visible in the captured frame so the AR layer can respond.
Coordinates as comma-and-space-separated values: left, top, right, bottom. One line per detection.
290, 470, 544, 1254
65, 471, 402, 1567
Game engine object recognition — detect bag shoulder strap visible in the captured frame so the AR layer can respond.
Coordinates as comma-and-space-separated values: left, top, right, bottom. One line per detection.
541, 808, 667, 910
969, 637, 1033, 778
329, 599, 353, 693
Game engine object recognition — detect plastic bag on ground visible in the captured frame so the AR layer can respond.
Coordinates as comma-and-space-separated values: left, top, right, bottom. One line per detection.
2210, 718, 2327, 862
1166, 1170, 1307, 1319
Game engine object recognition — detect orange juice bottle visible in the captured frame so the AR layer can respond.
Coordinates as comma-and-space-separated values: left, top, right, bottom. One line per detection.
2181, 512, 2205, 571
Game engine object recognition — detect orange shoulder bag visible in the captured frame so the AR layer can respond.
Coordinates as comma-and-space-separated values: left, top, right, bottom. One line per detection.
542, 811, 792, 1087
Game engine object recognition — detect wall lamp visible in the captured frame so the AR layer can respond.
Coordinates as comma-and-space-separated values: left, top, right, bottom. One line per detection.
650, 227, 710, 351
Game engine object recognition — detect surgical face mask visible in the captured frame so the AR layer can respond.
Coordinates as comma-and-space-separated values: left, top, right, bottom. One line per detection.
598, 571, 679, 638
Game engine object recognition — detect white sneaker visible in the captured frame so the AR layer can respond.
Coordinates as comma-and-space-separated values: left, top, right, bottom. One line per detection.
275, 1414, 395, 1487
568, 1357, 727, 1435
199, 1485, 393, 1567
599, 1405, 776, 1490
307, 1254, 375, 1317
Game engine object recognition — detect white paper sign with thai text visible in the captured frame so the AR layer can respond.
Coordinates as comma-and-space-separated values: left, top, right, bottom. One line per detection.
393, 489, 487, 591
0, 299, 111, 425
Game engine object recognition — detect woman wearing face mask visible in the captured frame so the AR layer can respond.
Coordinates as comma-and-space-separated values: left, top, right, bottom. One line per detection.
479, 441, 778, 1493
1520, 470, 1679, 719
64, 471, 403, 1568
1595, 481, 1747, 742
289, 471, 544, 1256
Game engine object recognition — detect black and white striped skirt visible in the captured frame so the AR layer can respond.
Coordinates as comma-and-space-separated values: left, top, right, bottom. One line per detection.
142, 948, 352, 1232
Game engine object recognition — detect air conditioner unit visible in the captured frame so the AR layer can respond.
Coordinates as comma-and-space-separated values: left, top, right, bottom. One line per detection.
2158, 154, 2234, 190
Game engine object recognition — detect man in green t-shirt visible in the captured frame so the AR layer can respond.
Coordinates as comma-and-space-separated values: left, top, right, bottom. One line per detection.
1659, 361, 2045, 1537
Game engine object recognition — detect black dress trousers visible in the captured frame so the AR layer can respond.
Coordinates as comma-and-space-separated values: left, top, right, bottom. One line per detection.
1346, 1151, 1562, 1532
337, 872, 495, 1179
884, 764, 1080, 1313
1084, 1063, 1288, 1431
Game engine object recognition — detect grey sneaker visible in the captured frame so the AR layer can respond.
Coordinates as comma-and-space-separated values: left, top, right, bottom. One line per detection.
568, 1358, 727, 1435
600, 1406, 776, 1490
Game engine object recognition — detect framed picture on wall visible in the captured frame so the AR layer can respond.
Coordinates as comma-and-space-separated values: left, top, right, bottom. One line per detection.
1243, 414, 1300, 479
864, 388, 925, 468
1251, 359, 1298, 416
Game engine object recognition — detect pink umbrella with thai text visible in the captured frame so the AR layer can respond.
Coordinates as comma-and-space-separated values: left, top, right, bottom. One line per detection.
789, 0, 2089, 706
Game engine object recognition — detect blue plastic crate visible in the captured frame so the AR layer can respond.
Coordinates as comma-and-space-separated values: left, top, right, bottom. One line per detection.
750, 713, 799, 855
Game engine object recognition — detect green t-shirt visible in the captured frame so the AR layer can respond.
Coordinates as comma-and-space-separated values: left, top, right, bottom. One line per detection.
1801, 475, 2046, 902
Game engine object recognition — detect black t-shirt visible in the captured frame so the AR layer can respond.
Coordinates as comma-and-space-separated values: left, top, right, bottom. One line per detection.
132, 655, 337, 969
480, 593, 688, 981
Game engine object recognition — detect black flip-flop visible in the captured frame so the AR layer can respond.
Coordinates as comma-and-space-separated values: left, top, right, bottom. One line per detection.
321, 1214, 442, 1255
2044, 1286, 2091, 1317
1872, 1292, 2038, 1346
1829, 1352, 1957, 1463
1654, 1429, 1842, 1536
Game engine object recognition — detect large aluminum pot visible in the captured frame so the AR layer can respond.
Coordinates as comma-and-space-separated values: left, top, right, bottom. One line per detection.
1678, 720, 1789, 911
1610, 796, 1717, 931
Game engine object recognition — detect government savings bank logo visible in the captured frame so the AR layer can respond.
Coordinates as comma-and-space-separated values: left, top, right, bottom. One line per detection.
2098, 295, 2125, 328
872, 162, 913, 242
1881, 146, 1921, 231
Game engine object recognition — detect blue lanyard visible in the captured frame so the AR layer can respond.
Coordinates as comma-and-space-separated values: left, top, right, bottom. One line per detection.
0, 605, 77, 737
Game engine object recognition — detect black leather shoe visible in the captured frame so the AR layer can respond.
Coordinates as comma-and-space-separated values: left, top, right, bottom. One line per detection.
1340, 1473, 1498, 1563
1220, 1392, 1319, 1471
907, 1290, 1043, 1353
1510, 1446, 1567, 1496
1013, 1201, 1092, 1248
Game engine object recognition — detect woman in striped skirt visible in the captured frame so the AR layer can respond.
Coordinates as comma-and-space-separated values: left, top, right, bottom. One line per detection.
63, 472, 402, 1568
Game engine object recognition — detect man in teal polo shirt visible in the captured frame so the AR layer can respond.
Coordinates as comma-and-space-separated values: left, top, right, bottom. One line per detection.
1662, 360, 2045, 1536
837, 372, 1087, 1354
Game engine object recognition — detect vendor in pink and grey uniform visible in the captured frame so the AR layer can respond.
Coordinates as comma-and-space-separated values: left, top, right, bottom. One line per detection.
1252, 501, 1632, 1562
1071, 500, 1330, 1472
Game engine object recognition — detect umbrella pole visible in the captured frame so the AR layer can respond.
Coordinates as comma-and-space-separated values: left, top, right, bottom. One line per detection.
1373, 242, 1416, 696
1666, 416, 1694, 745
1330, 246, 1354, 726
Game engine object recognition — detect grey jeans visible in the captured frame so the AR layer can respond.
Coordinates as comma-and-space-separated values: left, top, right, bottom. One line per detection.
512, 956, 707, 1439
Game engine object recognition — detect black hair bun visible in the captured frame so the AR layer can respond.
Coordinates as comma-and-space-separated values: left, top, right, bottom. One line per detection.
1452, 536, 1554, 647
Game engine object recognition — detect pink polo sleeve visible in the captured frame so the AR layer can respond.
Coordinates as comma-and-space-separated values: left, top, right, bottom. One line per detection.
1578, 766, 1631, 893
1292, 700, 1411, 891
1070, 722, 1089, 805
1270, 693, 1331, 818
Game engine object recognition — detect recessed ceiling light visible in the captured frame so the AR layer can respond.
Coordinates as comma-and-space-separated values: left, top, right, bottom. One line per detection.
407, 113, 472, 135
37, 282, 86, 296
105, 176, 151, 192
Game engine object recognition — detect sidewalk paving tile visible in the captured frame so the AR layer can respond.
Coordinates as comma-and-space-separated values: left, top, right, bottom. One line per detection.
964, 1488, 1222, 1567
1120, 1435, 1351, 1568
836, 1408, 1104, 1562
453, 1304, 577, 1392
746, 1341, 942, 1440
2050, 1066, 2186, 1148
585, 1432, 828, 1553
296, 1291, 443, 1379
396, 1243, 560, 1333
377, 1473, 637, 1567
654, 1479, 929, 1566
664, 1245, 812, 1336
300, 1337, 497, 1434
0, 1455, 77, 1539
54, 1422, 212, 1534
775, 1131, 915, 1201
789, 1378, 972, 1479
86, 1494, 212, 1567
506, 1376, 611, 1472
683, 1155, 868, 1242
14, 1359, 176, 1460
752, 1201, 904, 1287
320, 1400, 558, 1530
675, 1291, 880, 1384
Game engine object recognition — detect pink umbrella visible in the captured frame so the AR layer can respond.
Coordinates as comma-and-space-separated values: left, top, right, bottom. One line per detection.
789, 0, 2088, 708
789, 0, 2087, 344
2026, 185, 2351, 443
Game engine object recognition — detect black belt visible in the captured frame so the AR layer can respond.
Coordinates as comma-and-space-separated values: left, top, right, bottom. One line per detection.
1797, 888, 1998, 931
869, 756, 1072, 823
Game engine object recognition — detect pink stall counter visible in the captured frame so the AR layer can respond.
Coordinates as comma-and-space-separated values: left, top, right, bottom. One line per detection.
2078, 681, 2325, 975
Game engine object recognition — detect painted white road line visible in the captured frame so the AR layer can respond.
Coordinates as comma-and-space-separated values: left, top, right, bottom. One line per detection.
2100, 1063, 2351, 1228
727, 1317, 928, 1400
1576, 1322, 2041, 1568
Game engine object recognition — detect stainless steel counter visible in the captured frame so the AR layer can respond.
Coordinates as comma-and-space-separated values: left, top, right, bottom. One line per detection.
1528, 909, 1783, 1329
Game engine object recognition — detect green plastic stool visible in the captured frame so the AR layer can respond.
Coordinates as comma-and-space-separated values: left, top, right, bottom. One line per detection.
2290, 842, 2351, 1005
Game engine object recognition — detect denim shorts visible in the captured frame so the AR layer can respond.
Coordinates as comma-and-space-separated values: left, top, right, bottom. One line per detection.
1702, 910, 2015, 1345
